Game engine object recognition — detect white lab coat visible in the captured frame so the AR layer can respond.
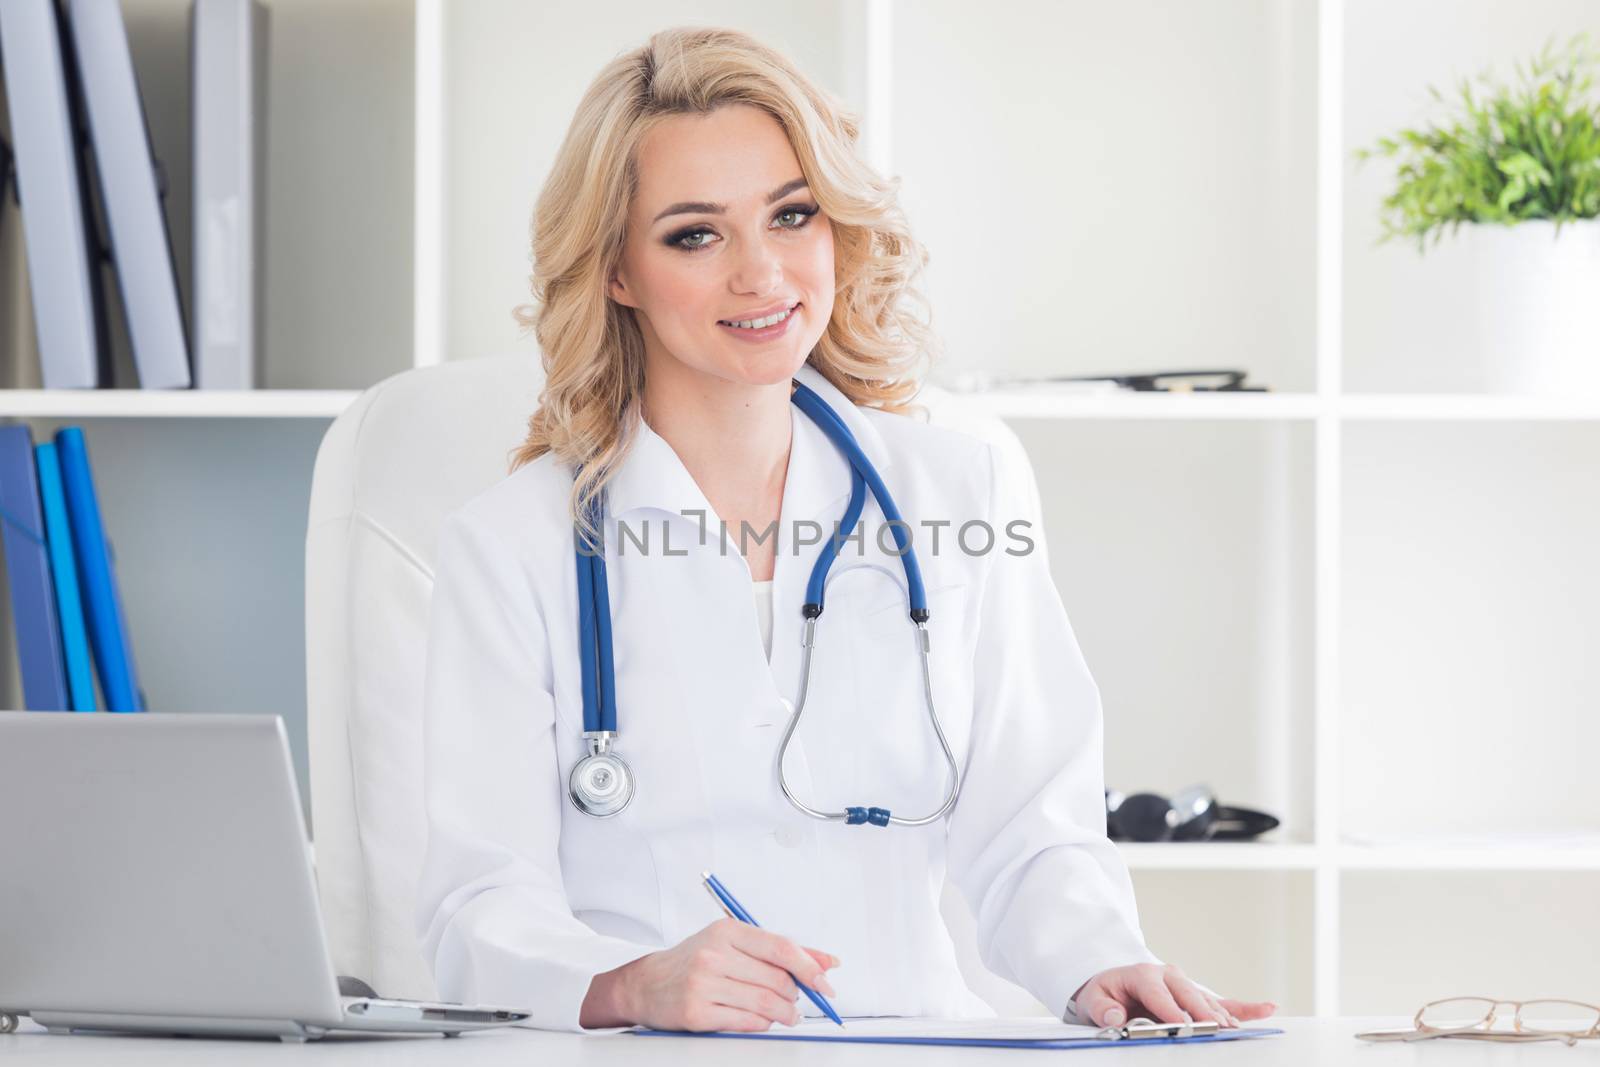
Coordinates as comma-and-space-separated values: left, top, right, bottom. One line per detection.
415, 362, 1161, 1032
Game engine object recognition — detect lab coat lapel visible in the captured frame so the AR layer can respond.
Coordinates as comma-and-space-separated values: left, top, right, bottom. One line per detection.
604, 416, 723, 556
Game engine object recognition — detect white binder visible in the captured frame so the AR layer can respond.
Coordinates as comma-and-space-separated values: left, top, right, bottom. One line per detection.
66, 0, 192, 389
0, 0, 104, 389
191, 0, 267, 389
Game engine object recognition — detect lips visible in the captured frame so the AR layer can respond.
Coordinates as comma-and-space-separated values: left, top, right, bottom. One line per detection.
717, 300, 799, 326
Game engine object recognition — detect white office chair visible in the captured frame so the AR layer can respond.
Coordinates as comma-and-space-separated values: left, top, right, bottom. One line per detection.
304, 351, 1049, 1014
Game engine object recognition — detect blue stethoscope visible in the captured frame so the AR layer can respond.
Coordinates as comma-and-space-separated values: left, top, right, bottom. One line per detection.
569, 379, 963, 827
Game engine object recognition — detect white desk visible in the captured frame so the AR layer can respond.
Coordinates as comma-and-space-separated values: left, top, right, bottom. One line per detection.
0, 1017, 1574, 1064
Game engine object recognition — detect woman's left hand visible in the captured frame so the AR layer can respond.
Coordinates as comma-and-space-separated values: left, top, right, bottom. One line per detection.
1071, 963, 1277, 1029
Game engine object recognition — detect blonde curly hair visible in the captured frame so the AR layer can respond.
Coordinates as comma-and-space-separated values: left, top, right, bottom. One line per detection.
512, 25, 938, 542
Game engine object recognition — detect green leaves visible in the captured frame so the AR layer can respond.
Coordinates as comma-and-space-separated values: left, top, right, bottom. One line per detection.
1354, 32, 1600, 251
1495, 151, 1552, 211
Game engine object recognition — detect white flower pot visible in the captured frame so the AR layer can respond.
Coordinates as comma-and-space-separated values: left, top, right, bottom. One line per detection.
1460, 218, 1600, 395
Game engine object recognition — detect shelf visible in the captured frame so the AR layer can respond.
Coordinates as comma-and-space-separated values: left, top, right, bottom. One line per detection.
1339, 394, 1600, 421
947, 390, 1320, 421
0, 390, 360, 419
1336, 845, 1600, 871
1119, 843, 1320, 870
949, 390, 1600, 422
4, 386, 1588, 424
1119, 843, 1600, 871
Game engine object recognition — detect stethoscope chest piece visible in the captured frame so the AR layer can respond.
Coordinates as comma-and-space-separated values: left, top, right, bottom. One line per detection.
569, 733, 634, 817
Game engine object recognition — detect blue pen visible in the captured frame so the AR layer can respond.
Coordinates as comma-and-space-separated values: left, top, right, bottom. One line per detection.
701, 870, 844, 1027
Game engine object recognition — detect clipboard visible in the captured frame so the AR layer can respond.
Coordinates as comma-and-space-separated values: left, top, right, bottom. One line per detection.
630, 1015, 1286, 1050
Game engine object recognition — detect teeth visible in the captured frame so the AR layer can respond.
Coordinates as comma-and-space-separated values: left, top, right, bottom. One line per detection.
725, 305, 795, 330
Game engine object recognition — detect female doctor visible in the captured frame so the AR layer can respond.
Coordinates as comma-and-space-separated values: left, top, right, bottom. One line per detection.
414, 25, 1278, 1036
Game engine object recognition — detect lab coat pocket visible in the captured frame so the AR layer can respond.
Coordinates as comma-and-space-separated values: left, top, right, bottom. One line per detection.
790, 574, 974, 823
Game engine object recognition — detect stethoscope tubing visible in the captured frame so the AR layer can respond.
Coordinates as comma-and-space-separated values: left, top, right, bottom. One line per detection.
574, 495, 617, 734
776, 567, 962, 828
790, 383, 927, 615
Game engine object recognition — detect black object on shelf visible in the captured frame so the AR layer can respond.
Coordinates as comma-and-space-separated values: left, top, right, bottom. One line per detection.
1106, 785, 1280, 842
1063, 369, 1269, 392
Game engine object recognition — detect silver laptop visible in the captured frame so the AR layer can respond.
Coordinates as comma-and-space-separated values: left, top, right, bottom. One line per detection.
0, 712, 529, 1040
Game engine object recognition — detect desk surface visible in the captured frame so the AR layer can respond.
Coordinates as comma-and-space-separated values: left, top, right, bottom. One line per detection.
0, 1017, 1573, 1064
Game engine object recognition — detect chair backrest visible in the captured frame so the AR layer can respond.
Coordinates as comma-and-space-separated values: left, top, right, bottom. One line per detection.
304, 353, 1049, 1013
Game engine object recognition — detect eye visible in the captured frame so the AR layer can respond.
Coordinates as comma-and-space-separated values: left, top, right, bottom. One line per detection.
674, 229, 716, 250
774, 204, 819, 229
665, 201, 819, 251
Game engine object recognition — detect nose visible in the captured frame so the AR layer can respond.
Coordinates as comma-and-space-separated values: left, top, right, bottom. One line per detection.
729, 235, 783, 297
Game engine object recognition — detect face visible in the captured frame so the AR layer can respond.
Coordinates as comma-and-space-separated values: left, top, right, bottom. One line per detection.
608, 104, 835, 390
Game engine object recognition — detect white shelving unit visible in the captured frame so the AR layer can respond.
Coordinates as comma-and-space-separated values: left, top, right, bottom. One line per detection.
851, 0, 1600, 1019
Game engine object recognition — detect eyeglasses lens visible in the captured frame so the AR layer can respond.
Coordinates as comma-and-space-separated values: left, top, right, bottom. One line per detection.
1419, 999, 1498, 1031
1420, 999, 1600, 1037
1516, 1001, 1600, 1036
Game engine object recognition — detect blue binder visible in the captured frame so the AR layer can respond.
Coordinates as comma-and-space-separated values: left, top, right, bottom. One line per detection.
36, 442, 98, 711
55, 427, 144, 712
0, 425, 70, 710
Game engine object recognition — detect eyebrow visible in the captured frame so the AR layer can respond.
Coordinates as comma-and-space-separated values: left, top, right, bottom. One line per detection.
650, 177, 810, 224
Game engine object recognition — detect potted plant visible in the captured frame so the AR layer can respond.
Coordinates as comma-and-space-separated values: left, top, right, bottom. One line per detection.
1356, 33, 1600, 395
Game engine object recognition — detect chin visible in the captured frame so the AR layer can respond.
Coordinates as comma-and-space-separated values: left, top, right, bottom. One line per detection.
709, 345, 813, 387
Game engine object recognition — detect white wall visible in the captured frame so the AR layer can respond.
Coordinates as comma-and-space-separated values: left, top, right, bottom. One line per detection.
441, 1, 867, 364
1342, 421, 1600, 841
893, 0, 1319, 393
1017, 418, 1315, 840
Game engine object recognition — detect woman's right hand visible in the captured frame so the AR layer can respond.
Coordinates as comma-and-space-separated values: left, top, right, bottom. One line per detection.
583, 917, 840, 1031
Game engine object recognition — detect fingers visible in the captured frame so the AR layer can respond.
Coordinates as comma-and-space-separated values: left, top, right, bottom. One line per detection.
721, 948, 801, 1002
1220, 998, 1278, 1021
701, 972, 805, 1028
803, 946, 841, 971
681, 1002, 777, 1033
1206, 994, 1241, 1028
727, 921, 838, 996
1132, 966, 1191, 1025
1073, 985, 1128, 1028
1166, 974, 1230, 1027
1070, 967, 1279, 1033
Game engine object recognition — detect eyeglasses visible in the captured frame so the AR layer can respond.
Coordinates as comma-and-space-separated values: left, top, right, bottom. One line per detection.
1356, 998, 1600, 1046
